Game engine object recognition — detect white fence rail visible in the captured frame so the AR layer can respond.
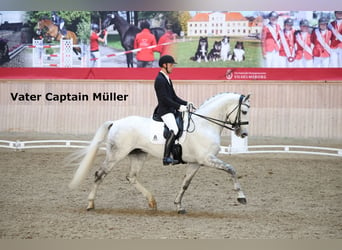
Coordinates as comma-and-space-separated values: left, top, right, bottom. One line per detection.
1, 140, 341, 157
219, 145, 342, 157
0, 140, 91, 150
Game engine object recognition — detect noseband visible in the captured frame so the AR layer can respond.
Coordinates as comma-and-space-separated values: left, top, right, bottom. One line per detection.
188, 95, 249, 132
227, 94, 249, 129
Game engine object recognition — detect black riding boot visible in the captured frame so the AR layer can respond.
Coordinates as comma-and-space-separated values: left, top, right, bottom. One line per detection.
163, 131, 179, 165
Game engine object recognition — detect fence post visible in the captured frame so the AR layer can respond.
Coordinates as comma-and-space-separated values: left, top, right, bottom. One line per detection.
32, 39, 43, 67
230, 131, 248, 153
61, 39, 73, 67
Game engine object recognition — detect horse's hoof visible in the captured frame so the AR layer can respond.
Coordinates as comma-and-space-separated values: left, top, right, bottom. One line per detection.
237, 197, 247, 205
148, 199, 157, 210
87, 201, 95, 211
177, 209, 187, 214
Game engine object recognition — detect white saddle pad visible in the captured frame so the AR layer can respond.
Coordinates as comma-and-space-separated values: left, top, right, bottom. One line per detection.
149, 120, 187, 144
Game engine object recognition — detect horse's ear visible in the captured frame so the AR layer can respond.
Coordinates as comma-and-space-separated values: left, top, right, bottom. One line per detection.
244, 94, 251, 102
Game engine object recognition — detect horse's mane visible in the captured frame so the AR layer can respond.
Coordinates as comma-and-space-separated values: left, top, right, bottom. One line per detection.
198, 92, 239, 110
39, 17, 52, 22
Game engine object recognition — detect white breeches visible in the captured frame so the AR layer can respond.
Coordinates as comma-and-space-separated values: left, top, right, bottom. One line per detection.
161, 113, 178, 135
279, 56, 296, 67
313, 57, 330, 67
330, 48, 342, 67
296, 58, 313, 67
264, 50, 280, 67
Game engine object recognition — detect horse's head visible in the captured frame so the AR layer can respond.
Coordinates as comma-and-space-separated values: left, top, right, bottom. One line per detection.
36, 20, 44, 35
36, 19, 51, 35
103, 12, 119, 30
102, 14, 112, 29
228, 94, 250, 139
36, 18, 57, 38
37, 19, 51, 29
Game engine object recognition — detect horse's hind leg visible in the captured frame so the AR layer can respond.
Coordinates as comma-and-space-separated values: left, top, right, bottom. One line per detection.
126, 150, 157, 209
87, 147, 126, 211
126, 151, 156, 209
174, 164, 200, 214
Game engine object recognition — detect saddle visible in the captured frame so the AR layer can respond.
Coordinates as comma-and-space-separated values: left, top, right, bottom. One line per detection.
152, 109, 184, 140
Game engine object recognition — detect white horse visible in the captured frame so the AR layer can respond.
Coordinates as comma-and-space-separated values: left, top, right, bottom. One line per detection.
69, 92, 250, 214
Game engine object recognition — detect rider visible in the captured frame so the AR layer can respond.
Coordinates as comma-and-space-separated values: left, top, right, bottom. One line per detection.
51, 11, 67, 37
262, 11, 281, 67
279, 18, 295, 67
311, 17, 332, 67
90, 23, 105, 67
329, 11, 342, 67
153, 55, 189, 165
156, 21, 176, 57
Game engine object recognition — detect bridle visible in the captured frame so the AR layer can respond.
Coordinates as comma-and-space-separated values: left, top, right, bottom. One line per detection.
186, 95, 249, 132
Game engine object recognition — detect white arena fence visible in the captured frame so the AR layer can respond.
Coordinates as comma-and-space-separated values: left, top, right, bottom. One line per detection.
219, 145, 342, 157
1, 139, 341, 158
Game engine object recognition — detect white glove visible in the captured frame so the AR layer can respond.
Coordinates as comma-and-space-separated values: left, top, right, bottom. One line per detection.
178, 105, 188, 112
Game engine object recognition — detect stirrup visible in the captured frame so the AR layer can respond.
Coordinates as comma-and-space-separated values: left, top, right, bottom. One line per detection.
163, 157, 179, 166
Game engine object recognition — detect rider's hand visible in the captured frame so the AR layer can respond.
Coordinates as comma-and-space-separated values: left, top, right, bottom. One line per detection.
178, 105, 188, 112
187, 102, 194, 108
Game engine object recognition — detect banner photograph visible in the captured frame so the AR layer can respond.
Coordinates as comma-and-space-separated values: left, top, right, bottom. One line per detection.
0, 10, 341, 79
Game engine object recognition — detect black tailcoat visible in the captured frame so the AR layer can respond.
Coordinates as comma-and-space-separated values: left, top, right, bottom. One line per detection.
153, 72, 187, 120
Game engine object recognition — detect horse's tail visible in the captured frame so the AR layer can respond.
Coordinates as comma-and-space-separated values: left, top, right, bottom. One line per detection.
69, 121, 114, 189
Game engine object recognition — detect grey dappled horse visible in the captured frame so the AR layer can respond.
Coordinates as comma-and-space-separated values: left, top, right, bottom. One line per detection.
69, 92, 250, 214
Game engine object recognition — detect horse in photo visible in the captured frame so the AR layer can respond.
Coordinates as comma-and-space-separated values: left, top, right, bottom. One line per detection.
36, 18, 81, 56
190, 36, 209, 63
69, 93, 250, 214
0, 38, 10, 64
208, 41, 222, 61
102, 12, 165, 68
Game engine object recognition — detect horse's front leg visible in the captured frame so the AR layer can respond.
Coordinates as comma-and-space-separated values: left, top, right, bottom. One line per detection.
174, 164, 200, 214
126, 53, 134, 68
205, 154, 247, 205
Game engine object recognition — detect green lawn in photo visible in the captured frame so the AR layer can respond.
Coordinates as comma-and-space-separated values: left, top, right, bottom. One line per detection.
106, 34, 262, 67
106, 34, 123, 50
175, 36, 262, 67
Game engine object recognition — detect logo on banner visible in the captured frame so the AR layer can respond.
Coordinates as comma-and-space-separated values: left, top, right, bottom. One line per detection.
226, 69, 234, 80
226, 69, 267, 80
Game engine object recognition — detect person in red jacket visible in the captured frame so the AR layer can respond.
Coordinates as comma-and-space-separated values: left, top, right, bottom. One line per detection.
328, 11, 342, 67
311, 17, 332, 67
134, 21, 157, 67
156, 23, 176, 57
279, 18, 295, 67
261, 11, 281, 67
295, 19, 313, 67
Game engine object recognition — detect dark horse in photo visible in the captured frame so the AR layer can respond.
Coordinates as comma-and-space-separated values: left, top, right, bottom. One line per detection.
102, 12, 165, 68
0, 38, 10, 65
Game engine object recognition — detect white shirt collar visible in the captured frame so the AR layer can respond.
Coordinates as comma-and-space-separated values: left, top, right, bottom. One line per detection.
160, 70, 171, 84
